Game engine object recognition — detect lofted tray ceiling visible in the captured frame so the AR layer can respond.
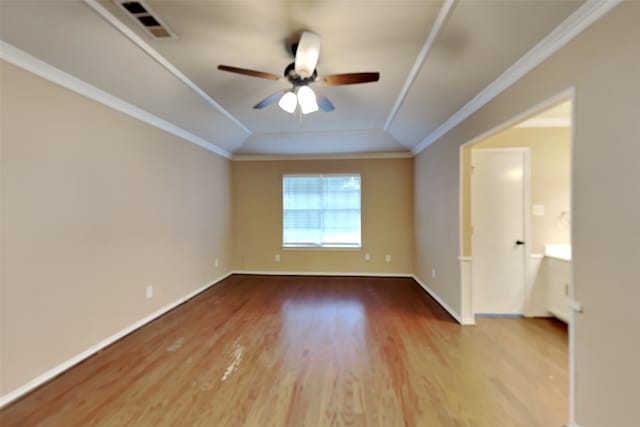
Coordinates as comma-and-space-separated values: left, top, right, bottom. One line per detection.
0, 0, 584, 157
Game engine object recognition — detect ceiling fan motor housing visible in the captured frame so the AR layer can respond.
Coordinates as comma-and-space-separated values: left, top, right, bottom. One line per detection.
284, 62, 317, 86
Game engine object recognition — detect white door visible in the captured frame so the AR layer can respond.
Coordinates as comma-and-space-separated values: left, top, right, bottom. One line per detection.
471, 148, 528, 314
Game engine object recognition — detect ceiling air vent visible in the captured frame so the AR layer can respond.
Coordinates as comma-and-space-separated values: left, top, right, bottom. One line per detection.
114, 0, 176, 40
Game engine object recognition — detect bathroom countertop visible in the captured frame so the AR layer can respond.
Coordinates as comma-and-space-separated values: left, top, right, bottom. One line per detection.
544, 244, 571, 261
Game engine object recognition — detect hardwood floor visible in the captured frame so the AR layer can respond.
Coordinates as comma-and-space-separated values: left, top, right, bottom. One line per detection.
1, 275, 568, 426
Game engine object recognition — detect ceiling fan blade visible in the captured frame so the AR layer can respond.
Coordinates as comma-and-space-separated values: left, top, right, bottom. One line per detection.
218, 65, 283, 81
294, 31, 321, 78
253, 89, 288, 109
316, 72, 380, 86
313, 89, 335, 112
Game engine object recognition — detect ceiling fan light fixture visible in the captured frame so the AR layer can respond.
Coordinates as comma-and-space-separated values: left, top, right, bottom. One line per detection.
218, 31, 380, 115
297, 86, 318, 114
294, 31, 321, 78
278, 91, 297, 114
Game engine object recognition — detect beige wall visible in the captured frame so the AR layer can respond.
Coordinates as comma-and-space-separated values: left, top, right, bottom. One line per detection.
0, 62, 232, 395
462, 126, 571, 255
232, 158, 414, 274
414, 3, 640, 426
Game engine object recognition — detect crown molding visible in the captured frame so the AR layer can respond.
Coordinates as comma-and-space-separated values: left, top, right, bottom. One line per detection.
232, 151, 414, 162
0, 41, 232, 159
412, 0, 622, 155
83, 0, 251, 135
248, 128, 403, 140
383, 0, 456, 131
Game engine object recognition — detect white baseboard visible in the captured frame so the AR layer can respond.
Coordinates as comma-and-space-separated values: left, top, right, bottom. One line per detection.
527, 311, 553, 318
461, 316, 476, 325
231, 270, 413, 278
0, 271, 233, 408
459, 257, 474, 325
232, 270, 466, 325
411, 275, 463, 325
1, 270, 461, 406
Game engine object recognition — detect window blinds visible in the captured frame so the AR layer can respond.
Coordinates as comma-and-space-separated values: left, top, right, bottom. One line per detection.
283, 175, 361, 247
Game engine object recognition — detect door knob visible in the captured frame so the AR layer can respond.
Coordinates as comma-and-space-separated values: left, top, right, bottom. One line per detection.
516, 240, 525, 245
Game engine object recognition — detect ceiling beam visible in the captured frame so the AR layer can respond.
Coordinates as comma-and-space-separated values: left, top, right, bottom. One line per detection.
383, 0, 457, 132
83, 0, 251, 135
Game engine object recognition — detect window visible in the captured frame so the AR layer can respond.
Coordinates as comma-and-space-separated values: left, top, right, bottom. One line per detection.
283, 174, 361, 248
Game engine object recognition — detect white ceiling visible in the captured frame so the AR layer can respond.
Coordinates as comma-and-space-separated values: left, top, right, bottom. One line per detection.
0, 0, 584, 157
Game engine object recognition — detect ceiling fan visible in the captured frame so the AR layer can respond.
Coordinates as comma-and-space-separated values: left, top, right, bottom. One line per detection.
217, 31, 380, 115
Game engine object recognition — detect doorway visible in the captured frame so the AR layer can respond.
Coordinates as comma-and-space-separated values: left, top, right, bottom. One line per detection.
460, 92, 574, 423
462, 98, 572, 319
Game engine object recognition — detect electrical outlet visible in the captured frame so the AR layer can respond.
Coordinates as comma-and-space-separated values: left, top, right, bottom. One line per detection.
385, 254, 391, 263
364, 253, 371, 261
145, 285, 153, 299
275, 254, 281, 262
432, 268, 436, 279
214, 258, 219, 268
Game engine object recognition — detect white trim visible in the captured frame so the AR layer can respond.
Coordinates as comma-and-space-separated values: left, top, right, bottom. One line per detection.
515, 117, 571, 128
383, 0, 456, 131
0, 271, 233, 408
234, 271, 468, 325
459, 257, 475, 325
411, 275, 465, 325
232, 270, 412, 278
281, 246, 361, 251
470, 147, 531, 153
523, 148, 533, 315
0, 41, 232, 159
567, 95, 577, 426
458, 145, 467, 322
83, 0, 251, 135
412, 0, 621, 155
233, 151, 414, 161
460, 89, 575, 147
249, 128, 388, 138
282, 173, 360, 178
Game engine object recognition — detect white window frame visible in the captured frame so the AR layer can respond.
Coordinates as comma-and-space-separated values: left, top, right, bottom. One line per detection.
282, 173, 362, 249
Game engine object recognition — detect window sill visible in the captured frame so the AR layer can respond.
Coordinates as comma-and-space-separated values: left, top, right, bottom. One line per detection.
282, 245, 362, 251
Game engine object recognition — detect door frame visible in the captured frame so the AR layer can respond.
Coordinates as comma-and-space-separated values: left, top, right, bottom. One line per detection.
458, 87, 576, 425
470, 147, 531, 316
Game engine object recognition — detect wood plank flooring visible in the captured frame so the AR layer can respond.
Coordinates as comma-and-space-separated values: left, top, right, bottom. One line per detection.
1, 275, 568, 426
